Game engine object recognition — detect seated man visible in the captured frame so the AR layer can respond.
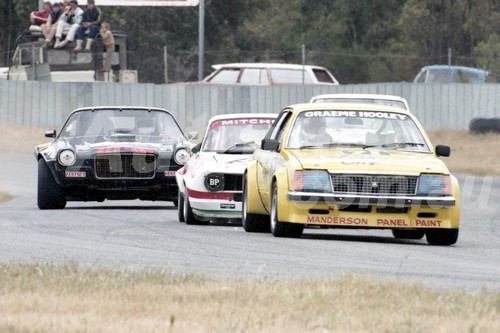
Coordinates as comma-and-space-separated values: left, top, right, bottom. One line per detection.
298, 116, 333, 146
54, 0, 83, 49
29, 2, 51, 26
41, 2, 64, 48
74, 0, 102, 51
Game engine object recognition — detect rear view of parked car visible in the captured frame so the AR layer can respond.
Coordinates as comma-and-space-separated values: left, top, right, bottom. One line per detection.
414, 65, 498, 83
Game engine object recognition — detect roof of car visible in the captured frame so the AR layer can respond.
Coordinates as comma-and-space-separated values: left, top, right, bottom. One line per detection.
310, 93, 408, 103
420, 65, 488, 75
288, 103, 413, 114
212, 63, 329, 70
71, 106, 173, 114
208, 113, 278, 122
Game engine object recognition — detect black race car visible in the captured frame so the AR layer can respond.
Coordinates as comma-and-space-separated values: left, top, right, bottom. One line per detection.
35, 106, 196, 209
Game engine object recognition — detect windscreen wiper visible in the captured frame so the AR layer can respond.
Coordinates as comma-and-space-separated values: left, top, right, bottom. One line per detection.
221, 141, 255, 154
363, 142, 425, 149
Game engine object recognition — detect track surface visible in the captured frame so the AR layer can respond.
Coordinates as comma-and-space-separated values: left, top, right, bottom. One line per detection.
1, 154, 499, 290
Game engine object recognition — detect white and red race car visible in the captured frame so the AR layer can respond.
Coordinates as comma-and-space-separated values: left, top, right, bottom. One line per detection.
176, 113, 277, 224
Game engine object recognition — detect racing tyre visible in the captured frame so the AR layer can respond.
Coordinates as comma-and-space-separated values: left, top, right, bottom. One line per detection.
37, 159, 66, 210
242, 176, 269, 233
270, 183, 303, 238
392, 229, 425, 240
426, 229, 459, 246
178, 190, 185, 222
184, 195, 208, 225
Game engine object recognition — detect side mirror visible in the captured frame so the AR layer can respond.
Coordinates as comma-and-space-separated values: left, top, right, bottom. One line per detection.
188, 131, 199, 141
261, 139, 279, 152
435, 145, 450, 157
191, 142, 202, 154
45, 129, 56, 138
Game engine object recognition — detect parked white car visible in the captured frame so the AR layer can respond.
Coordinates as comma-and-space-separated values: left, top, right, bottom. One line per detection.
176, 113, 277, 224
202, 63, 339, 85
310, 93, 410, 111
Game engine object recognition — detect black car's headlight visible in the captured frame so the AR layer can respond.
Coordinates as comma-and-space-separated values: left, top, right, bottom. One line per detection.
293, 170, 332, 193
58, 149, 76, 167
174, 148, 190, 165
417, 174, 451, 196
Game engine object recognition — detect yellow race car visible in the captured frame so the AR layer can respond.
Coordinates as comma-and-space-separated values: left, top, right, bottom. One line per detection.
242, 103, 460, 245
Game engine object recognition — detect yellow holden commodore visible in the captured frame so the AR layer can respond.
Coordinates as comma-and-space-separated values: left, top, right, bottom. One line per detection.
242, 103, 460, 245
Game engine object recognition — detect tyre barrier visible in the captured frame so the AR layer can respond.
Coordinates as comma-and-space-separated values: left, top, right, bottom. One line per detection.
469, 117, 500, 134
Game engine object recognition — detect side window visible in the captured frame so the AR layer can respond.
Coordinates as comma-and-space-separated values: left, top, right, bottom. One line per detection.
240, 68, 269, 85
415, 70, 426, 83
266, 110, 289, 139
270, 111, 292, 141
208, 69, 240, 84
313, 69, 334, 83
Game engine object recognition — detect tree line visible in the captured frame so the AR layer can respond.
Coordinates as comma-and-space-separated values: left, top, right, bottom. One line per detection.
1, 0, 499, 83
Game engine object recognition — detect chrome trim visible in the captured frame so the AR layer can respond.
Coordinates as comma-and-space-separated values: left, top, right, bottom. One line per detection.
287, 192, 455, 207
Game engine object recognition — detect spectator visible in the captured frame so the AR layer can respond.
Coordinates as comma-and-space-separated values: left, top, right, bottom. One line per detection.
30, 2, 52, 26
41, 2, 64, 48
74, 0, 102, 52
100, 22, 115, 73
54, 0, 83, 49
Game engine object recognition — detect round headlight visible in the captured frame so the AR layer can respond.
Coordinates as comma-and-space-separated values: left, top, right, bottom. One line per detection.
58, 149, 76, 166
174, 148, 190, 165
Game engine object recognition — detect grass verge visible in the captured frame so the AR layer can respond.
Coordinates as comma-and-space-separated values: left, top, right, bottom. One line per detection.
0, 191, 13, 203
0, 264, 499, 333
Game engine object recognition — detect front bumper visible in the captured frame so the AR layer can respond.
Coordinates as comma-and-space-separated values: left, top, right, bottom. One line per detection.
187, 188, 242, 219
280, 191, 459, 229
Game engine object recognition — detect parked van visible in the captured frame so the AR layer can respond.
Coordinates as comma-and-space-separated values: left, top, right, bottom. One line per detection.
414, 65, 498, 83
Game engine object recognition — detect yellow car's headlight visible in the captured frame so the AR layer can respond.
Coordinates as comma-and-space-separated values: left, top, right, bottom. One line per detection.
293, 170, 332, 193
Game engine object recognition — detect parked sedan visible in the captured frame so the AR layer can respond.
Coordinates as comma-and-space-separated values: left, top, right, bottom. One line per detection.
242, 103, 460, 245
35, 106, 194, 209
176, 113, 277, 224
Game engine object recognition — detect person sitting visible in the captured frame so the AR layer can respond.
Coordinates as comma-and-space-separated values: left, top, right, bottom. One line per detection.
41, 2, 64, 48
298, 116, 332, 146
74, 0, 102, 51
54, 0, 83, 49
29, 2, 52, 26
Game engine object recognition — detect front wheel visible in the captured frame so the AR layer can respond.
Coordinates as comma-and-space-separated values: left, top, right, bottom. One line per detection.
37, 159, 66, 210
426, 229, 459, 246
392, 229, 425, 240
177, 189, 185, 222
184, 195, 208, 225
270, 183, 303, 238
242, 175, 269, 233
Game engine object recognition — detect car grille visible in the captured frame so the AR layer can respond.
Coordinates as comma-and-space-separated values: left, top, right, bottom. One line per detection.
95, 154, 156, 179
330, 174, 418, 196
224, 174, 243, 191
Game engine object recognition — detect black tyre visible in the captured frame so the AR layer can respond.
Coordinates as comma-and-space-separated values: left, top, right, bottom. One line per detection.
469, 117, 500, 134
184, 195, 208, 225
37, 159, 66, 210
172, 199, 178, 207
270, 183, 303, 238
242, 176, 269, 233
392, 229, 425, 240
178, 190, 185, 222
426, 229, 459, 246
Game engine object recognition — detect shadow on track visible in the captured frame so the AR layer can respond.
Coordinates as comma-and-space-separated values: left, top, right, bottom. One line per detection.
301, 232, 426, 246
65, 205, 176, 210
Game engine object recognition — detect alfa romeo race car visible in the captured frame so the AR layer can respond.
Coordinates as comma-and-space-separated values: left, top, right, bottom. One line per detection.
176, 113, 276, 224
35, 106, 194, 209
243, 103, 460, 245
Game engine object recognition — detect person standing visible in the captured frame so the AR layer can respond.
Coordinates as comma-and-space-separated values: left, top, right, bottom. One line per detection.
54, 0, 83, 49
42, 2, 64, 48
100, 22, 115, 75
74, 0, 102, 52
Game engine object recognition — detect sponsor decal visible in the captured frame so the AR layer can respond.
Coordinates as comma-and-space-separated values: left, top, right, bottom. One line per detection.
220, 203, 236, 209
307, 216, 368, 225
210, 118, 275, 129
304, 110, 407, 120
376, 219, 442, 227
96, 147, 155, 154
164, 171, 176, 177
65, 171, 86, 178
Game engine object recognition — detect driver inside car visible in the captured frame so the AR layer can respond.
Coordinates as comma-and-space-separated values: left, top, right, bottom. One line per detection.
298, 116, 333, 146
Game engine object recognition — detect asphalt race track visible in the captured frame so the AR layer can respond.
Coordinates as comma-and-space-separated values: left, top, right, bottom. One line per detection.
1, 154, 499, 290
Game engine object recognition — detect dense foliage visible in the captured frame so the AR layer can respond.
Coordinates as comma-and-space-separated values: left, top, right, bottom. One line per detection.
1, 0, 499, 83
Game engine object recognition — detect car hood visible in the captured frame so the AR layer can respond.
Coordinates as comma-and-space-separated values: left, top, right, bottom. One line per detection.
203, 153, 254, 173
288, 148, 450, 174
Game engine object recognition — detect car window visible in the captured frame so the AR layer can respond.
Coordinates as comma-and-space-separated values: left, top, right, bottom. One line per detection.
456, 70, 484, 83
313, 69, 334, 83
208, 69, 240, 84
414, 70, 426, 83
425, 69, 451, 83
267, 110, 291, 140
240, 68, 269, 85
270, 69, 313, 84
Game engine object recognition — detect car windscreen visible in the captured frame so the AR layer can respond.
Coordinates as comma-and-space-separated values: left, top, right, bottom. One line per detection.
59, 109, 184, 143
287, 110, 430, 152
202, 118, 275, 153
312, 98, 408, 110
